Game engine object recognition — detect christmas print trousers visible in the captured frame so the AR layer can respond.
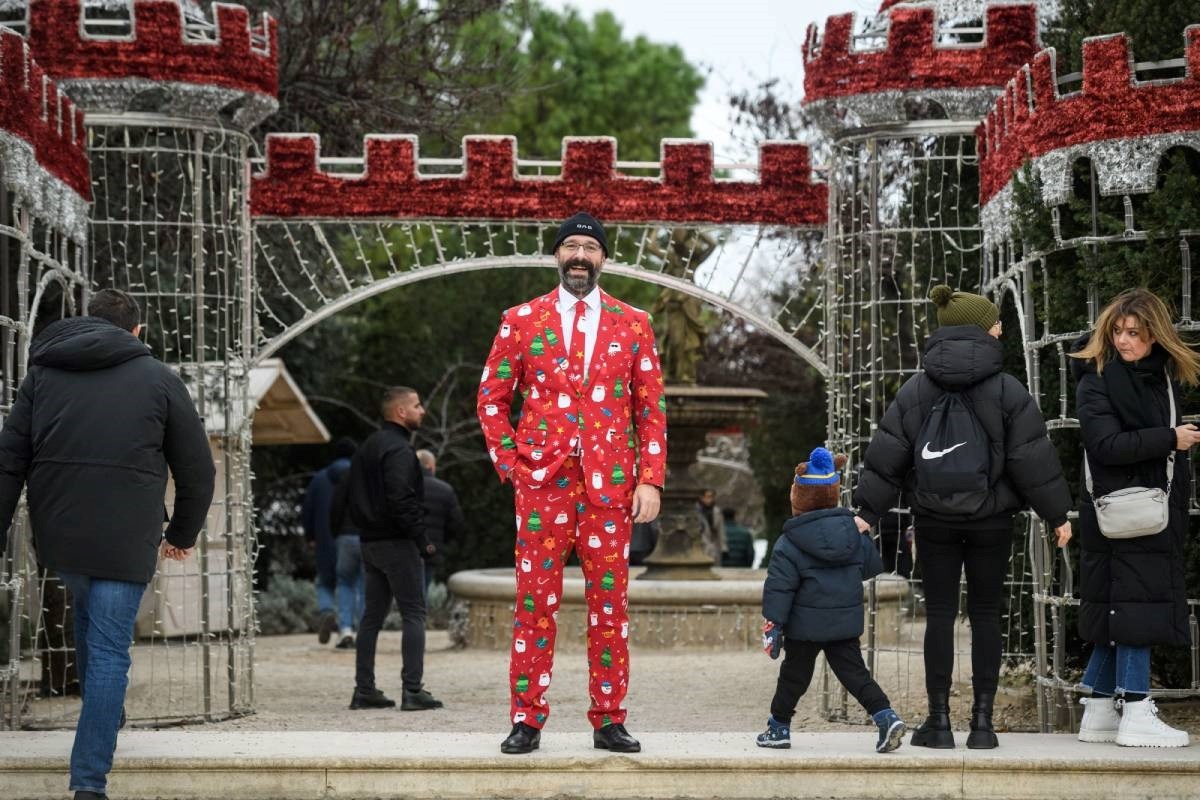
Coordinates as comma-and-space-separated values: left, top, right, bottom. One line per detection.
509, 456, 631, 730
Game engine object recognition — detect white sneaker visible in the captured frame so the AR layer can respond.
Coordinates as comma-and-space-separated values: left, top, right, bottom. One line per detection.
1078, 696, 1119, 743
1116, 699, 1189, 748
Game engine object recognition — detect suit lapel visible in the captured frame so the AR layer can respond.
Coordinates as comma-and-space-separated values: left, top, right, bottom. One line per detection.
532, 291, 572, 386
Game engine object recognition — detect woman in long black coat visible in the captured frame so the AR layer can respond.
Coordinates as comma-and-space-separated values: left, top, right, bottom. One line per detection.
1071, 288, 1200, 748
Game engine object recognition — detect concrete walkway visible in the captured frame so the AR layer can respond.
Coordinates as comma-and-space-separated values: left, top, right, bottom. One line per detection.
4, 730, 1200, 799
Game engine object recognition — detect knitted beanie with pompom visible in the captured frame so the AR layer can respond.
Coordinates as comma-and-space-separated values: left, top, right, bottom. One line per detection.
929, 284, 999, 331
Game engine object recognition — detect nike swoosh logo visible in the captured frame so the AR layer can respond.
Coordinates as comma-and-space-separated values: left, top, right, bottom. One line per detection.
921, 441, 967, 460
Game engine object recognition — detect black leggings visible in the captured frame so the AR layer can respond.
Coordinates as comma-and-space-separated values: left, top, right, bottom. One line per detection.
916, 524, 1012, 696
770, 638, 890, 722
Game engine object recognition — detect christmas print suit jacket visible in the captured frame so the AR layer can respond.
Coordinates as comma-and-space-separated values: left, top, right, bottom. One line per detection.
478, 288, 667, 507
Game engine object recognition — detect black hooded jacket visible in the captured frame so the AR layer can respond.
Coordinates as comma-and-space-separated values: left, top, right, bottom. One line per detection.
1072, 338, 1190, 647
853, 325, 1072, 529
0, 317, 215, 583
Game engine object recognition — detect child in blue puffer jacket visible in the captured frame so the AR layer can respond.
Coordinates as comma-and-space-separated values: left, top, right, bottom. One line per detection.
758, 447, 905, 753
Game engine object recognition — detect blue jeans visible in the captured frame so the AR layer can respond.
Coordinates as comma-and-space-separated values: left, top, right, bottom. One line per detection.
57, 572, 147, 795
335, 534, 364, 632
315, 534, 337, 614
1082, 643, 1151, 696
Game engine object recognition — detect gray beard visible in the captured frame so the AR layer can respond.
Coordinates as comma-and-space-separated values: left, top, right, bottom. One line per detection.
561, 272, 596, 296
560, 262, 597, 296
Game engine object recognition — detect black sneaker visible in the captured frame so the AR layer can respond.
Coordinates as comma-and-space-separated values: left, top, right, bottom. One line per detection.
755, 716, 791, 749
74, 792, 108, 800
401, 687, 444, 711
349, 687, 396, 709
335, 634, 356, 650
317, 611, 338, 644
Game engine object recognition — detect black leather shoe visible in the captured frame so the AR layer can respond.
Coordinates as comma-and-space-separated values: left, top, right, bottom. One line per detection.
501, 722, 541, 754
594, 722, 641, 753
349, 687, 396, 709
401, 687, 444, 711
74, 792, 108, 800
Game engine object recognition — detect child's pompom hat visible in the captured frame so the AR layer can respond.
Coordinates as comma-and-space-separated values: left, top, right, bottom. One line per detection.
790, 447, 848, 516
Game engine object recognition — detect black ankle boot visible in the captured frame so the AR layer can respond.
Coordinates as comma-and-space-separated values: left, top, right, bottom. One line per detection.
966, 691, 999, 749
911, 689, 955, 749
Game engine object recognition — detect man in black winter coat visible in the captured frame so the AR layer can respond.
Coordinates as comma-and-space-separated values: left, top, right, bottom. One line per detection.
0, 289, 214, 800
346, 386, 443, 712
415, 449, 465, 593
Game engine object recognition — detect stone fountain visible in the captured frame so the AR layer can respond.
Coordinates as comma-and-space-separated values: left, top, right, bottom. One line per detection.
637, 384, 767, 581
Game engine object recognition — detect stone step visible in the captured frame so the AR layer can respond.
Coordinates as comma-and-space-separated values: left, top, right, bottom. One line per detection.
3, 730, 1199, 799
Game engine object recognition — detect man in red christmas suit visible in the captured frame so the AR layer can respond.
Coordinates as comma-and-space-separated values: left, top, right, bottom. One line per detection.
478, 212, 667, 755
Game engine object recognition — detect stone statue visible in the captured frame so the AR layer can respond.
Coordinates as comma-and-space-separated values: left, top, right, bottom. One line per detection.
648, 228, 716, 385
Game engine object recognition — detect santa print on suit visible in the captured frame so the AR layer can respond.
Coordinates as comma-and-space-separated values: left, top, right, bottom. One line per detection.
477, 212, 667, 754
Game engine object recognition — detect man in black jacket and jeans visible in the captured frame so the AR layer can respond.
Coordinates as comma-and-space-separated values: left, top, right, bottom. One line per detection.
0, 290, 215, 800
347, 386, 443, 711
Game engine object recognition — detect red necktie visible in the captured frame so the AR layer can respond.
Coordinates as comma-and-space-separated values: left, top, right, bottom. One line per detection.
569, 300, 588, 385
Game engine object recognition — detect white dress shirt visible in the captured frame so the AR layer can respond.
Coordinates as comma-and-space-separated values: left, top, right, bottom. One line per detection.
557, 284, 601, 375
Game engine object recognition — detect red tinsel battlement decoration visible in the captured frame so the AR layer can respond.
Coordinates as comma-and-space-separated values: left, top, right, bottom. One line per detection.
25, 0, 277, 100
250, 135, 828, 227
978, 26, 1200, 205
0, 29, 90, 202
803, 4, 1039, 103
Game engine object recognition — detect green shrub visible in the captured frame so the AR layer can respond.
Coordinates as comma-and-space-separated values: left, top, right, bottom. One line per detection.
255, 570, 318, 636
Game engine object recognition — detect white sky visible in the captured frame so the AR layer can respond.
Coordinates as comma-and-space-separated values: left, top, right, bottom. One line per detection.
549, 0, 883, 161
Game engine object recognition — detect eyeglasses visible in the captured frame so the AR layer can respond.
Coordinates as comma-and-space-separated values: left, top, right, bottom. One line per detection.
559, 241, 602, 256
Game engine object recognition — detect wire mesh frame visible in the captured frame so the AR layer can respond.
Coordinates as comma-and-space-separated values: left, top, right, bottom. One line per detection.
0, 173, 90, 729
820, 121, 1040, 723
5, 113, 258, 730
248, 166, 828, 375
983, 168, 1200, 733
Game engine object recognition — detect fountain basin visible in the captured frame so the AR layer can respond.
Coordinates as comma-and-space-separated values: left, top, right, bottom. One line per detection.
448, 568, 908, 651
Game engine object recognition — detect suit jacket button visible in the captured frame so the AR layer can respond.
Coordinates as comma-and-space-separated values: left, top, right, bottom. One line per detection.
1110, 610, 1116, 615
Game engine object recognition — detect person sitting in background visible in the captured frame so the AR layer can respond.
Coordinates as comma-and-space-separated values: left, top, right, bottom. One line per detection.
721, 507, 755, 567
697, 488, 726, 562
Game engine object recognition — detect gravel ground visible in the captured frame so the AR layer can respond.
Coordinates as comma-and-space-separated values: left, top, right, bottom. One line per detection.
173, 632, 1200, 738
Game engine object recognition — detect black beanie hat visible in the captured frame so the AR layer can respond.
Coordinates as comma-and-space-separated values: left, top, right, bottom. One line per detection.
552, 212, 608, 256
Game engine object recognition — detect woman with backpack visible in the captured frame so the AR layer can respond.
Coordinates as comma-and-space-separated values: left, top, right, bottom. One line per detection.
1070, 288, 1200, 748
853, 285, 1073, 749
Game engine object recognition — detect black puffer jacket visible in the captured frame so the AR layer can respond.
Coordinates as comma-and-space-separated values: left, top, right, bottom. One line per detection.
0, 317, 215, 583
762, 508, 884, 642
853, 325, 1072, 529
1073, 340, 1190, 647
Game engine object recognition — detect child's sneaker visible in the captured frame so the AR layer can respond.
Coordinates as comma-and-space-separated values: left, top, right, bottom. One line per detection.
872, 708, 906, 753
755, 716, 791, 749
